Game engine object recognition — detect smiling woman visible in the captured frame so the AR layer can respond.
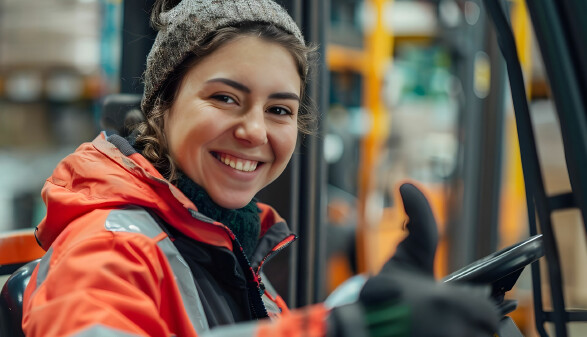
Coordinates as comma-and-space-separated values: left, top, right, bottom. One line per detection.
21, 1, 330, 336
19, 0, 500, 336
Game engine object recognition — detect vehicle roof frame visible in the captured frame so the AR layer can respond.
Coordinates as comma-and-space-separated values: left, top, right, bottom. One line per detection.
482, 0, 587, 336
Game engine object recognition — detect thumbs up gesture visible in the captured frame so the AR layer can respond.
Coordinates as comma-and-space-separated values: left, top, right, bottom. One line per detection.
356, 183, 500, 337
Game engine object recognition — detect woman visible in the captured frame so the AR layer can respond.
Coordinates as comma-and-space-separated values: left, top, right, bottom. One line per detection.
22, 0, 499, 336
23, 0, 326, 335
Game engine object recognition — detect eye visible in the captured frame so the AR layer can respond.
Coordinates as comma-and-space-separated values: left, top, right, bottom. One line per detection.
211, 94, 236, 104
267, 106, 293, 116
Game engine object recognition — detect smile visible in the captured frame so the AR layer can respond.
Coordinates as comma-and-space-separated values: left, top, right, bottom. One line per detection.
213, 152, 259, 172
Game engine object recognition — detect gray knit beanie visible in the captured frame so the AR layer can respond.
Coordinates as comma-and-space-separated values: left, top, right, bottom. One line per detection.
141, 0, 305, 115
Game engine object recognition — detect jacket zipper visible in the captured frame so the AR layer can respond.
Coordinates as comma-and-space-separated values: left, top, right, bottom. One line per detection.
188, 208, 295, 317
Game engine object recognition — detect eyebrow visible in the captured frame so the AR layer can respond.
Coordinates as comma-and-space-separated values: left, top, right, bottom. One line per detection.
206, 78, 300, 102
206, 78, 251, 93
268, 92, 300, 102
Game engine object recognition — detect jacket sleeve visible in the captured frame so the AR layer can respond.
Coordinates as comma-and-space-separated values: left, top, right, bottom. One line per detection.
256, 304, 331, 337
22, 232, 182, 337
199, 304, 331, 337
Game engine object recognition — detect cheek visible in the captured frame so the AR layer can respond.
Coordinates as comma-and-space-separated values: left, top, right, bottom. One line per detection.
274, 125, 298, 163
166, 114, 201, 165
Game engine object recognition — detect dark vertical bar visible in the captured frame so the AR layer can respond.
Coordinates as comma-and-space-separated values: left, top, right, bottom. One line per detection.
529, 201, 549, 337
120, 0, 156, 94
300, 0, 329, 305
276, 0, 329, 308
283, 0, 303, 309
529, 0, 587, 235
285, 157, 300, 308
557, 0, 587, 104
314, 0, 330, 304
445, 0, 506, 269
475, 19, 506, 259
446, 0, 489, 271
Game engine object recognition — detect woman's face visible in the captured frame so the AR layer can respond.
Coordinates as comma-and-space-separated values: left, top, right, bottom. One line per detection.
165, 36, 301, 209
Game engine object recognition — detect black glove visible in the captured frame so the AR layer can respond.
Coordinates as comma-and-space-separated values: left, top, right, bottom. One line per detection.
329, 183, 500, 337
360, 183, 500, 337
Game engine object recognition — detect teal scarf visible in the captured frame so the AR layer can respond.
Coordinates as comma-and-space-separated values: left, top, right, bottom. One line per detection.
174, 172, 261, 258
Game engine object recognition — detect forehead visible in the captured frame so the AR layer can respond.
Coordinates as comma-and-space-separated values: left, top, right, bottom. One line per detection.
182, 36, 302, 94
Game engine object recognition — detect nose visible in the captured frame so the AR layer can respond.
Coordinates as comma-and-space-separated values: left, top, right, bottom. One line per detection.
234, 108, 268, 146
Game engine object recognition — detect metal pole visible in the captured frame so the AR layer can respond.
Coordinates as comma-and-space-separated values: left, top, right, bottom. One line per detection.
445, 0, 489, 271
120, 0, 156, 94
474, 19, 506, 260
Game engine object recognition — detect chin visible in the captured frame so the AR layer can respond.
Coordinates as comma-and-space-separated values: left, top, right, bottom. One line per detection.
211, 194, 253, 210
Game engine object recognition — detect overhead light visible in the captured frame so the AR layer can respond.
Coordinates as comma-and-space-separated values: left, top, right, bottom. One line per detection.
5, 71, 43, 102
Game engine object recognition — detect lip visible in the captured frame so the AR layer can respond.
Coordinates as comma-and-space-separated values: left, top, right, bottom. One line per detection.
210, 151, 265, 178
211, 150, 265, 164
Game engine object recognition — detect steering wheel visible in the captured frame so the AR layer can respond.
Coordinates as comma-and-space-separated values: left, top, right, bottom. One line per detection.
443, 234, 543, 285
443, 234, 543, 315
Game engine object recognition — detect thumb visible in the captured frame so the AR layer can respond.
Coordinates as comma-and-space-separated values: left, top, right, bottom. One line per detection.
382, 183, 438, 275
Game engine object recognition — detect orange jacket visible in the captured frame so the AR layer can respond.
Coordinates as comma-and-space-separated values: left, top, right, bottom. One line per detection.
22, 133, 329, 337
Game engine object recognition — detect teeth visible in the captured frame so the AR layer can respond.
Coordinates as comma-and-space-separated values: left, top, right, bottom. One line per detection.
217, 153, 258, 172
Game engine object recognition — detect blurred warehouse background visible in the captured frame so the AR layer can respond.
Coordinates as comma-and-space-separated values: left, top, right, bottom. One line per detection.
1, 0, 584, 335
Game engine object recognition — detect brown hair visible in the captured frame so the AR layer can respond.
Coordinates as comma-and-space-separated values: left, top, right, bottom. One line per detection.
134, 21, 317, 182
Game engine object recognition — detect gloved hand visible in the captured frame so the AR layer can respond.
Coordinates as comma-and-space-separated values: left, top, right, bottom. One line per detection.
329, 183, 500, 337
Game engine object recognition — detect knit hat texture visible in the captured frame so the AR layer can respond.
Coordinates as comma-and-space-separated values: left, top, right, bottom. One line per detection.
141, 0, 305, 115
